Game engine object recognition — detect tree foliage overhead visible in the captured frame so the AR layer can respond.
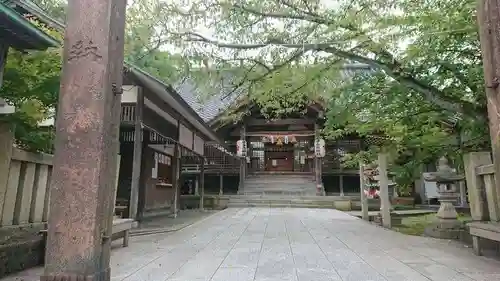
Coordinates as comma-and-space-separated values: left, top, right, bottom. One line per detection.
0, 19, 63, 152
149, 0, 484, 120
138, 0, 488, 189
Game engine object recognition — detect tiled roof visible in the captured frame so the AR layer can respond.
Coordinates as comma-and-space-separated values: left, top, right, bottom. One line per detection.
175, 64, 373, 123
174, 73, 243, 122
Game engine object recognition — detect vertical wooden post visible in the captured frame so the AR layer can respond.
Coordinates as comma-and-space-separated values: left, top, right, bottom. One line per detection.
172, 143, 180, 218
129, 87, 144, 220
200, 157, 205, 211
42, 0, 127, 278
195, 177, 199, 195
339, 174, 344, 197
359, 161, 369, 221
219, 174, 224, 195
464, 152, 492, 220
239, 126, 246, 193
478, 0, 500, 203
102, 0, 127, 265
0, 43, 8, 87
378, 151, 392, 228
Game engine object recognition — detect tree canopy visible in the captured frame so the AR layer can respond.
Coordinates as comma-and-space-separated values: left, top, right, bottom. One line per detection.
142, 0, 488, 190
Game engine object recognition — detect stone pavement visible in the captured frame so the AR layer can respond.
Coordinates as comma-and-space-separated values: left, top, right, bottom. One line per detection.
3, 208, 500, 281
131, 209, 219, 236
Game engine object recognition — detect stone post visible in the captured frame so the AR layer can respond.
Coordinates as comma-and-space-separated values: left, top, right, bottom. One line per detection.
359, 161, 369, 221
42, 0, 127, 279
378, 152, 392, 228
463, 152, 491, 220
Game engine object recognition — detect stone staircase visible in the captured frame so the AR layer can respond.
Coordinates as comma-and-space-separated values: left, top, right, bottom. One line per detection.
240, 173, 318, 196
227, 195, 353, 209
228, 173, 345, 208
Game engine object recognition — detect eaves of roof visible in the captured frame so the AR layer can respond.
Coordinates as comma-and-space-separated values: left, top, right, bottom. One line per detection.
0, 1, 58, 50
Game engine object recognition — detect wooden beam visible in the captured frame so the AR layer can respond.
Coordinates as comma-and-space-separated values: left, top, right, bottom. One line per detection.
200, 159, 205, 210
239, 126, 246, 193
129, 86, 144, 220
230, 130, 315, 137
247, 118, 314, 126
171, 143, 180, 217
0, 43, 7, 87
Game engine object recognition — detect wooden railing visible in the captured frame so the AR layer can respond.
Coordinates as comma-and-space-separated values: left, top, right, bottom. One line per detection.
181, 163, 241, 174
0, 147, 122, 227
0, 148, 53, 226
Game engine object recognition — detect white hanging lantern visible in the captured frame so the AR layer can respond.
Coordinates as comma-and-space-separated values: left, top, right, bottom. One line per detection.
314, 138, 325, 158
236, 139, 247, 157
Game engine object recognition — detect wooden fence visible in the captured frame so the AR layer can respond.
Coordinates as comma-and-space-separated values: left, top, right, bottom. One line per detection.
0, 148, 53, 226
463, 152, 498, 221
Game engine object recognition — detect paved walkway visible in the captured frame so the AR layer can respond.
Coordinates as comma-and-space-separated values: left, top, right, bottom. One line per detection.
4, 208, 500, 281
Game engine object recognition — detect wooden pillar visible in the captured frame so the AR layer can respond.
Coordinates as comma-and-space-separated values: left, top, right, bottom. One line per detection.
171, 143, 180, 218
0, 43, 8, 87
359, 161, 369, 221
195, 177, 199, 195
239, 126, 246, 193
219, 174, 224, 195
339, 174, 344, 196
314, 123, 323, 195
478, 0, 500, 205
129, 87, 144, 220
42, 0, 127, 278
200, 158, 205, 211
378, 151, 392, 228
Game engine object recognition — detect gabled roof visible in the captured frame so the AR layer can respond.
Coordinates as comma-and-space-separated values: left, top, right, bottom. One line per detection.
126, 65, 222, 143
176, 64, 373, 125
0, 1, 58, 50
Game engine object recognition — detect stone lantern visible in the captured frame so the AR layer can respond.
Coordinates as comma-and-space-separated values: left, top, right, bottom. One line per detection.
423, 156, 464, 239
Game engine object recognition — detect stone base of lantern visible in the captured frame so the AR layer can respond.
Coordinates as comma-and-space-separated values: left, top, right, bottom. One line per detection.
424, 218, 464, 239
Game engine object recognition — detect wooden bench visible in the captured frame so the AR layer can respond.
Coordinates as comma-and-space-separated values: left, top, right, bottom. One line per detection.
112, 218, 136, 247
468, 221, 500, 255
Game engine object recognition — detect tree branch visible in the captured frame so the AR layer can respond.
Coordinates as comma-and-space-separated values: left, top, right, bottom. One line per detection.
181, 32, 481, 116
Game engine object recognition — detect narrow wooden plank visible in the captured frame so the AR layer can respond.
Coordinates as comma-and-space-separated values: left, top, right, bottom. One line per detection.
1, 161, 21, 226
42, 166, 53, 221
14, 162, 36, 224
30, 164, 49, 223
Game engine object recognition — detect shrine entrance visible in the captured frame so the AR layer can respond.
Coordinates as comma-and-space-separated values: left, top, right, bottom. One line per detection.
248, 135, 314, 173
265, 143, 294, 171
